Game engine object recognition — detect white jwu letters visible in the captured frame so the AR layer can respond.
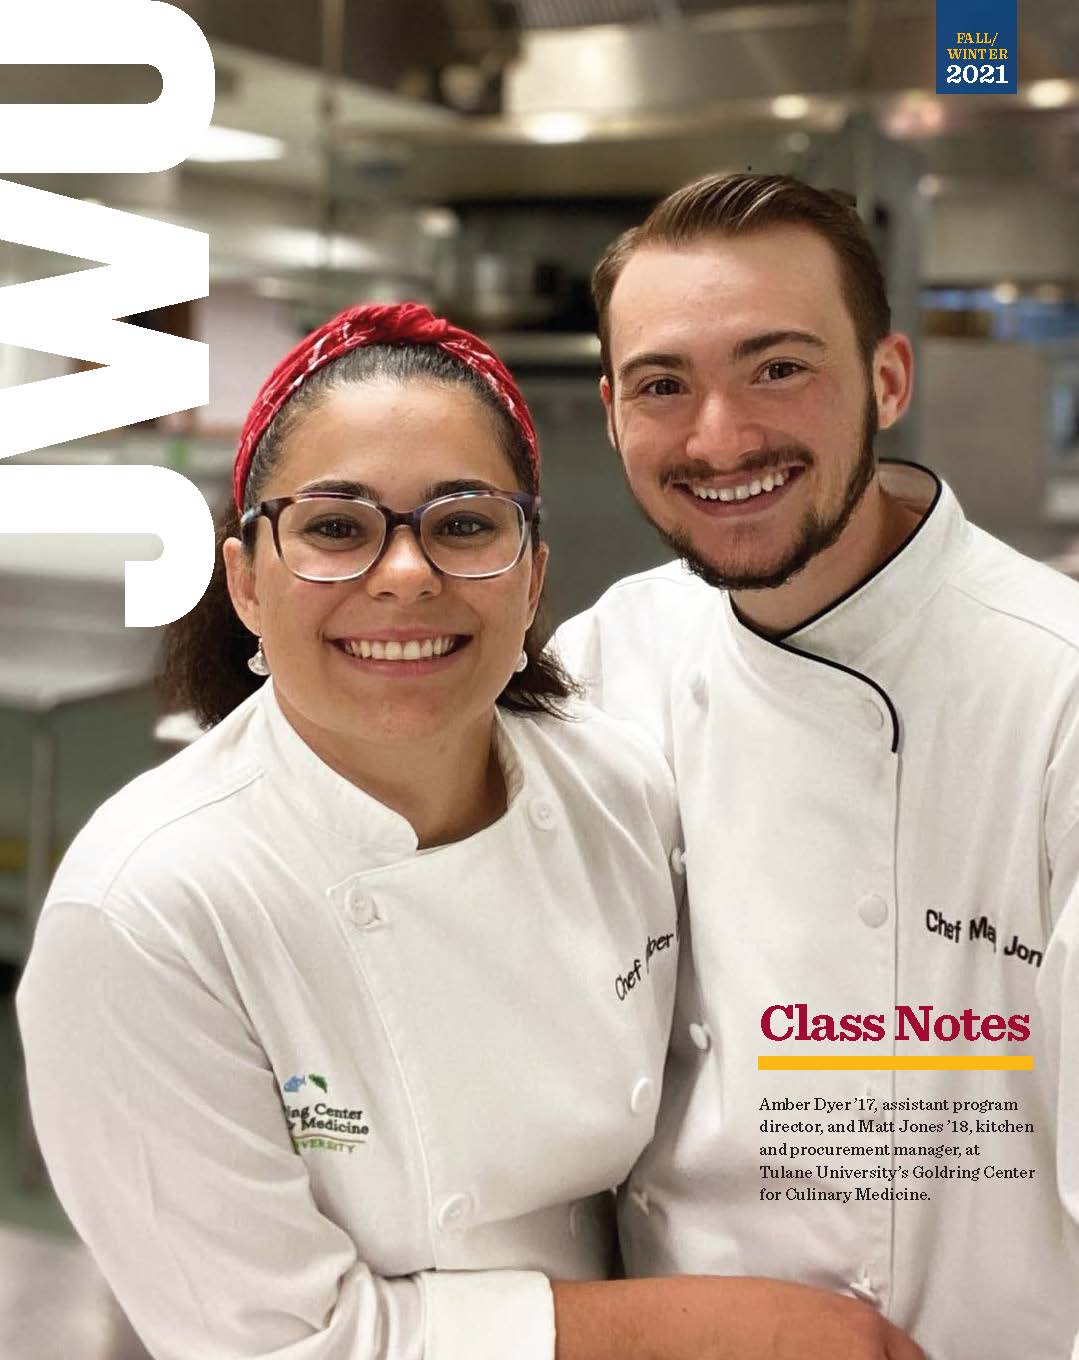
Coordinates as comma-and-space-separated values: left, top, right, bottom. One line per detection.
0, 0, 217, 626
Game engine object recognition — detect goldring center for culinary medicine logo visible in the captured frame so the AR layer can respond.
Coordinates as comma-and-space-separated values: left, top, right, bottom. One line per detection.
282, 1073, 370, 1154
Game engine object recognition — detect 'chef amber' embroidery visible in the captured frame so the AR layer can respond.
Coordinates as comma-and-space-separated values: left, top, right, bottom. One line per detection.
614, 929, 676, 1001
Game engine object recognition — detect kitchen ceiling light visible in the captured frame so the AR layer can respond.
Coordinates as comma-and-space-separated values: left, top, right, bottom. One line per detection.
884, 95, 945, 138
527, 112, 590, 143
187, 126, 286, 164
1026, 79, 1073, 110
771, 95, 810, 120
417, 207, 460, 239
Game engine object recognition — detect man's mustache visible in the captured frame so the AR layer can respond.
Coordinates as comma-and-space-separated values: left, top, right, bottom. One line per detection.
661, 446, 815, 487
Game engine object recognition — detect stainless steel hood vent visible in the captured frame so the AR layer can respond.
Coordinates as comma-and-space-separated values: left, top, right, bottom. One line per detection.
511, 0, 806, 26
512, 0, 679, 25
173, 0, 521, 109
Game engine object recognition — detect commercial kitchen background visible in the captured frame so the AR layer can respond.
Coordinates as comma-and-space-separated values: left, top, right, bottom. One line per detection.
2, 2, 1078, 1355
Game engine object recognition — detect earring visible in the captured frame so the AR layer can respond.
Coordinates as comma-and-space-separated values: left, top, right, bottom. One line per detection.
248, 639, 271, 677
514, 649, 528, 674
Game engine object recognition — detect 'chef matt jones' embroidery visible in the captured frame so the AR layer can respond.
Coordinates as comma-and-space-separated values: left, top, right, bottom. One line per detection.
925, 908, 1043, 967
281, 1073, 370, 1154
615, 929, 675, 1001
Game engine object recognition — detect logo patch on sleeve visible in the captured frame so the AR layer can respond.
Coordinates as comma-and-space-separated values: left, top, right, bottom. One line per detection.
280, 1073, 370, 1153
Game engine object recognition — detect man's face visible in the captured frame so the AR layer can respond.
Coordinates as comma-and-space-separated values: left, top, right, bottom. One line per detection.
601, 225, 886, 591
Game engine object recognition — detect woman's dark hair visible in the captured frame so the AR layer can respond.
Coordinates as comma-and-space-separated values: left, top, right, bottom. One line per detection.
159, 341, 576, 727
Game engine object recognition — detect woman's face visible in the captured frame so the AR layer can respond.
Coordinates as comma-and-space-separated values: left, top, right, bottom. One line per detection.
224, 377, 547, 758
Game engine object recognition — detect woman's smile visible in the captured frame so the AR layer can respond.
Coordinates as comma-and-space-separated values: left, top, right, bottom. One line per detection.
329, 629, 472, 671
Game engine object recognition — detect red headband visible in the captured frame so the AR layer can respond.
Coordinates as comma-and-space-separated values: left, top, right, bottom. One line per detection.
233, 301, 539, 511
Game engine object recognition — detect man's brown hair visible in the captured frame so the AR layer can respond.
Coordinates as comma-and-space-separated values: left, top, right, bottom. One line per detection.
592, 172, 892, 380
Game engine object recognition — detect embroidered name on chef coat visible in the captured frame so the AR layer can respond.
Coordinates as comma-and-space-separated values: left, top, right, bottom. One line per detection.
924, 908, 1044, 967
615, 930, 676, 1001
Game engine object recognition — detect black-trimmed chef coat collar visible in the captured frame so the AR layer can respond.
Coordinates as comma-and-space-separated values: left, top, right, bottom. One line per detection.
725, 461, 971, 674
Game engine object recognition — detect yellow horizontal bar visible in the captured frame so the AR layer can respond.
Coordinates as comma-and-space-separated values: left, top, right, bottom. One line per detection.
758, 1055, 1034, 1071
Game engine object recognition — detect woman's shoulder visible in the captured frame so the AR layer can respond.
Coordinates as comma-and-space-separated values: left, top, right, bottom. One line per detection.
46, 694, 267, 914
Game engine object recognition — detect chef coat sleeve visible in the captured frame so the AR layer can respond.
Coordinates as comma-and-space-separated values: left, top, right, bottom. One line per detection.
1038, 795, 1079, 1360
554, 594, 661, 714
16, 899, 555, 1360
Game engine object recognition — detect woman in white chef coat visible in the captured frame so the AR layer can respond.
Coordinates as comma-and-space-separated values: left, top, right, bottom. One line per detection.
16, 302, 684, 1360
18, 302, 917, 1360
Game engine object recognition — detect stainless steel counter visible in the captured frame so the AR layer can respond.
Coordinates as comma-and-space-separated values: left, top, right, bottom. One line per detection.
0, 580, 160, 960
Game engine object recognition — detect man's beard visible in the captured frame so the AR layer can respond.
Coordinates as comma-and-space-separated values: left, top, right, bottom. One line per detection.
629, 389, 878, 593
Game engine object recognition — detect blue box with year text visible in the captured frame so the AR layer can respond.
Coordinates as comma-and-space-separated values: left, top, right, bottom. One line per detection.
935, 0, 1017, 94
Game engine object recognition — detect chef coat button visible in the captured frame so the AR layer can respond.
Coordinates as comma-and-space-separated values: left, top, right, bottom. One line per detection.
436, 1193, 474, 1232
670, 846, 686, 876
345, 889, 381, 929
688, 1022, 711, 1052
862, 700, 885, 731
528, 797, 556, 831
629, 1077, 655, 1115
688, 668, 708, 704
857, 894, 889, 928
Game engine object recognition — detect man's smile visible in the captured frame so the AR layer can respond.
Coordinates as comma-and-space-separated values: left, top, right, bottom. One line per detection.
670, 464, 807, 516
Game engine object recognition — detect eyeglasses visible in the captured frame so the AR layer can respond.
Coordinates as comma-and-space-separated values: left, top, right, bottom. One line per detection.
240, 490, 541, 583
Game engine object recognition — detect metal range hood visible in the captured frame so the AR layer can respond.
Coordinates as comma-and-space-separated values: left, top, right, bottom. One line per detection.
323, 1, 1078, 200
504, 1, 1074, 117
9, 2, 1069, 127
175, 0, 522, 112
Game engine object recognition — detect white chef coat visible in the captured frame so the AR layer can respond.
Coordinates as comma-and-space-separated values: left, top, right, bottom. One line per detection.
556, 462, 1079, 1360
17, 680, 682, 1360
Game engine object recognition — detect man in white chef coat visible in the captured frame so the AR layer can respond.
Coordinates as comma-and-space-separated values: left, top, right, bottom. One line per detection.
555, 173, 1079, 1360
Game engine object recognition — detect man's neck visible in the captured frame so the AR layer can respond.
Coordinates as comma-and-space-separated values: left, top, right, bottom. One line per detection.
732, 475, 925, 637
